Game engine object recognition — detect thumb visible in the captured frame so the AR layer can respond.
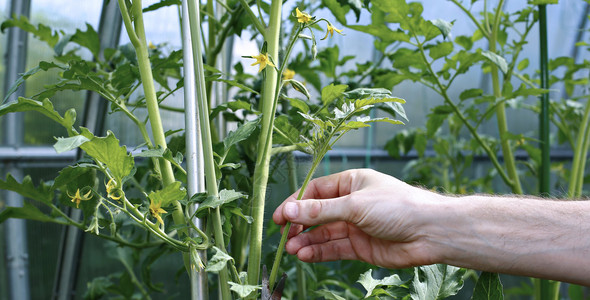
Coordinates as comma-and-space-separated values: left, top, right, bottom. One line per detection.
282, 196, 354, 226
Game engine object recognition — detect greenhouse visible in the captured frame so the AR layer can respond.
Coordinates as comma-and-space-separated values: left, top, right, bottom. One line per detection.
0, 0, 589, 299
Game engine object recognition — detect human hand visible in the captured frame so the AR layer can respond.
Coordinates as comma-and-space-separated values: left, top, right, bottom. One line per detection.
272, 168, 445, 269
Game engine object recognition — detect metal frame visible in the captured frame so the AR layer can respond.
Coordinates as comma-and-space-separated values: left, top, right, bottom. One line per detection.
2, 0, 32, 299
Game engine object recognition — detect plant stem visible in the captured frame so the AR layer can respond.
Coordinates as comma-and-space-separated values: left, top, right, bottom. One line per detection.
489, 0, 522, 194
118, 0, 190, 270
269, 157, 320, 289
185, 0, 233, 298
246, 0, 283, 289
569, 99, 590, 198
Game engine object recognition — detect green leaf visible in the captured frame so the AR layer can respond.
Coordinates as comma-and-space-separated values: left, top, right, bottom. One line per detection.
69, 24, 101, 58
314, 289, 346, 300
3, 66, 42, 103
53, 165, 97, 191
80, 131, 134, 181
0, 174, 53, 204
223, 118, 261, 151
345, 87, 392, 99
273, 116, 301, 145
0, 203, 54, 223
471, 272, 504, 300
143, 0, 181, 12
287, 97, 310, 113
481, 51, 508, 74
321, 83, 348, 105
517, 58, 529, 71
322, 0, 350, 25
429, 42, 453, 60
358, 269, 404, 297
206, 246, 233, 273
1, 14, 59, 46
194, 189, 247, 217
148, 181, 186, 207
0, 97, 76, 131
431, 19, 452, 39
217, 79, 259, 95
410, 265, 466, 300
227, 282, 261, 298
53, 135, 90, 153
460, 88, 483, 101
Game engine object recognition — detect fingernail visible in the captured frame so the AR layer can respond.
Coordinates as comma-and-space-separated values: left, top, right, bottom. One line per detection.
284, 202, 298, 219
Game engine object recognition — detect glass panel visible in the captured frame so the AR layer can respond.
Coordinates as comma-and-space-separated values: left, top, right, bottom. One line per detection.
20, 0, 101, 145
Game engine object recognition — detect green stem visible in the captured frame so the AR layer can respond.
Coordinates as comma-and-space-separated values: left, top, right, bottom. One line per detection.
569, 99, 590, 197
269, 157, 321, 289
489, 0, 522, 194
414, 40, 513, 187
449, 0, 490, 40
246, 0, 282, 289
186, 0, 232, 298
237, 0, 266, 37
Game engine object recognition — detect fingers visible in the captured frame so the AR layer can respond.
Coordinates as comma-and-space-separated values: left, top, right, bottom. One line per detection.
285, 222, 362, 262
274, 195, 355, 227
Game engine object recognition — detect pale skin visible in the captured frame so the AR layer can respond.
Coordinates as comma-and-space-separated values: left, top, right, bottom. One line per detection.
272, 168, 590, 286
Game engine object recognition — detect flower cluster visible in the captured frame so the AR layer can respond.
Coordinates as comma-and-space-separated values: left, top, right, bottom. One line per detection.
247, 8, 343, 73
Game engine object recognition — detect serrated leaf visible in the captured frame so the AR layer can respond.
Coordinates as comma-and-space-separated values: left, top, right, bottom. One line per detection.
0, 203, 54, 223
148, 181, 186, 208
471, 272, 504, 300
358, 270, 404, 297
53, 165, 96, 190
0, 174, 53, 204
431, 19, 453, 39
69, 23, 101, 58
481, 51, 508, 74
205, 246, 233, 273
1, 14, 59, 46
53, 135, 90, 153
321, 83, 348, 105
0, 97, 76, 130
228, 282, 261, 298
223, 118, 260, 151
410, 265, 466, 300
80, 131, 134, 181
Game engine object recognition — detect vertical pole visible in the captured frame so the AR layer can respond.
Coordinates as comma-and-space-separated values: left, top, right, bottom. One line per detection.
182, 1, 208, 299
538, 4, 550, 196
535, 4, 560, 300
2, 0, 31, 299
51, 1, 122, 299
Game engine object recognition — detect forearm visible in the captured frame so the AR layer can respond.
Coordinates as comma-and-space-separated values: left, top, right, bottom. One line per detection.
424, 195, 590, 286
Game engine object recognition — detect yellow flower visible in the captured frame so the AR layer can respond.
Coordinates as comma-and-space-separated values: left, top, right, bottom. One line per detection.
68, 188, 92, 208
283, 69, 295, 80
295, 8, 312, 23
250, 53, 275, 73
150, 201, 167, 225
148, 42, 156, 49
106, 178, 122, 200
322, 23, 344, 40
